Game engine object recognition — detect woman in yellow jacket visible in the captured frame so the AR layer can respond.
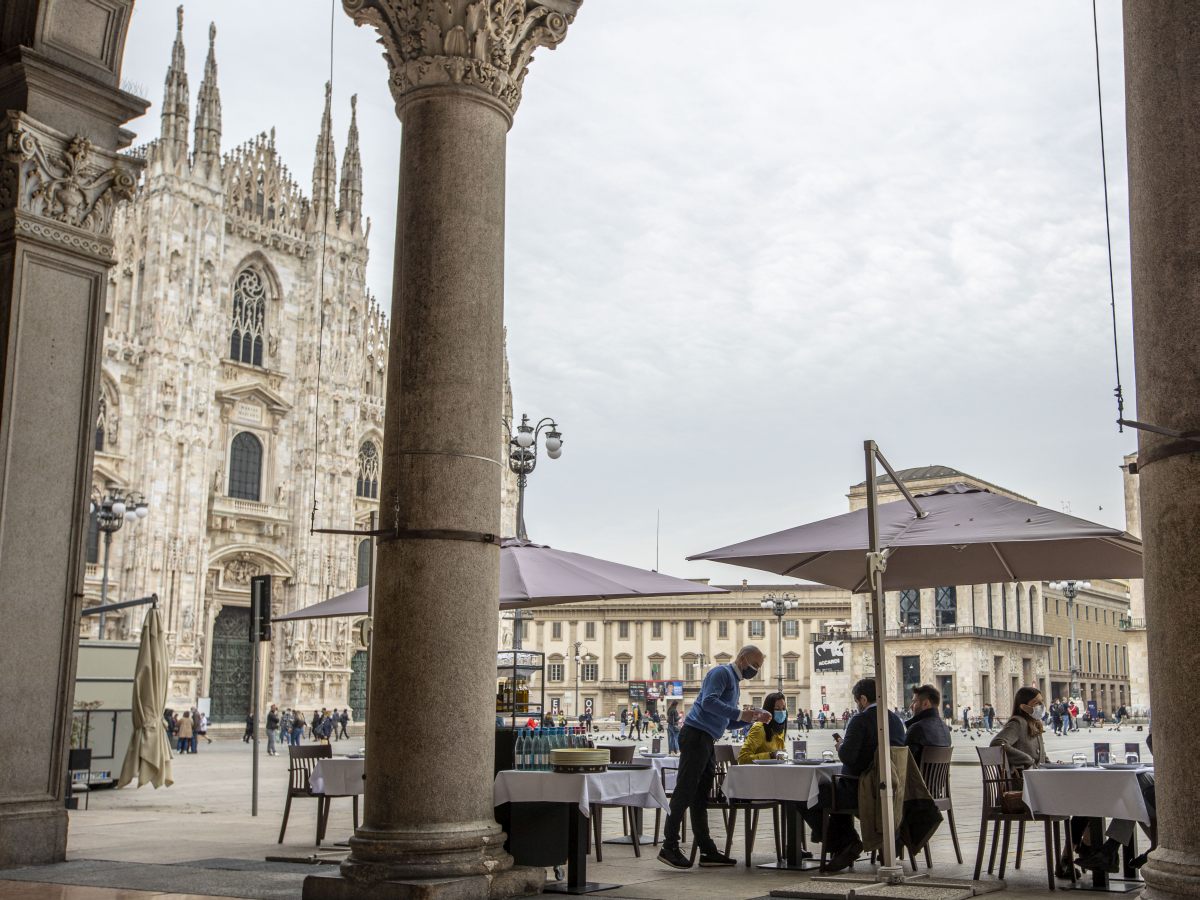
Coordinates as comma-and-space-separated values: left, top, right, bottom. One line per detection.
738, 691, 790, 764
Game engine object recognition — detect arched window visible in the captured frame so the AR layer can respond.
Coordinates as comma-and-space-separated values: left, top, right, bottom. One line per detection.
356, 539, 371, 588
228, 432, 263, 501
356, 441, 379, 499
898, 589, 921, 630
1015, 584, 1024, 632
95, 395, 107, 452
86, 509, 100, 564
229, 267, 267, 366
935, 586, 956, 629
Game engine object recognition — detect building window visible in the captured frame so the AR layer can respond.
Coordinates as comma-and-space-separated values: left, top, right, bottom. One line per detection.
684, 620, 695, 639
783, 620, 799, 638
718, 621, 728, 638
581, 662, 598, 682
617, 662, 629, 681
988, 584, 995, 628
618, 621, 629, 639
651, 621, 662, 638
785, 660, 797, 681
585, 622, 595, 640
899, 589, 921, 630
1087, 642, 1093, 673
356, 539, 370, 588
650, 661, 662, 679
748, 620, 765, 638
901, 655, 921, 700
935, 586, 956, 629
229, 267, 267, 366
228, 431, 263, 501
356, 441, 379, 498
1015, 584, 1023, 631
1030, 588, 1037, 632
86, 509, 100, 564
1057, 637, 1062, 671
94, 395, 107, 452
789, 695, 799, 713
548, 663, 564, 682
1105, 643, 1110, 673
551, 622, 562, 640
1001, 583, 1009, 630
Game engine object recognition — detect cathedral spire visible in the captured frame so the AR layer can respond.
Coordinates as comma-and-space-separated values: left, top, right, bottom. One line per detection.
160, 5, 190, 164
311, 81, 337, 222
192, 22, 222, 172
339, 95, 363, 234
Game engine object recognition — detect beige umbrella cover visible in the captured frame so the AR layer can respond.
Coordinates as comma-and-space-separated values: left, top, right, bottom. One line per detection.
118, 607, 173, 788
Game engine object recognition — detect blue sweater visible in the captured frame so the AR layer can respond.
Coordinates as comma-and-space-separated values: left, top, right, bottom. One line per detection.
684, 664, 745, 739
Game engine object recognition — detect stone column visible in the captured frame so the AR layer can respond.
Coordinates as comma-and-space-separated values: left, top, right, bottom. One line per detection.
1124, 5, 1200, 898
305, 2, 580, 897
0, 0, 145, 867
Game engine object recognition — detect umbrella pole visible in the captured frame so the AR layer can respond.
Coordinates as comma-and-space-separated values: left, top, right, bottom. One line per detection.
865, 440, 903, 882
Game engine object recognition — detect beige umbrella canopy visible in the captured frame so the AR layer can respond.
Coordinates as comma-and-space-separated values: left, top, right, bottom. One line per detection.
118, 607, 173, 789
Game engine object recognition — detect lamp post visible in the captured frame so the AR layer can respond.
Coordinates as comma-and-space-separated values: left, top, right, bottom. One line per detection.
572, 640, 587, 720
1049, 580, 1091, 701
89, 487, 149, 638
505, 413, 563, 649
761, 592, 798, 693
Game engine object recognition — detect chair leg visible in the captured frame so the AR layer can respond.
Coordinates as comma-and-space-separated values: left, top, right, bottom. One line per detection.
998, 820, 1012, 879
593, 808, 603, 863
989, 815, 1002, 873
746, 808, 758, 868
630, 809, 641, 858
823, 808, 832, 872
725, 807, 737, 857
923, 842, 932, 869
947, 806, 964, 864
974, 814, 989, 880
1016, 819, 1026, 869
1045, 819, 1057, 891
654, 808, 662, 846
773, 805, 782, 860
278, 793, 293, 844
316, 797, 327, 846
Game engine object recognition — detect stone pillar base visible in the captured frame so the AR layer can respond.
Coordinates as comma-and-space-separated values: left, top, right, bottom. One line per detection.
0, 806, 67, 868
1142, 849, 1200, 900
302, 865, 544, 900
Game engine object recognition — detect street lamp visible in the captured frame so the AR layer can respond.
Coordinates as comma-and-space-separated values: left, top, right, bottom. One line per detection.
572, 640, 587, 721
89, 487, 149, 637
1049, 580, 1091, 701
506, 412, 563, 649
761, 592, 798, 693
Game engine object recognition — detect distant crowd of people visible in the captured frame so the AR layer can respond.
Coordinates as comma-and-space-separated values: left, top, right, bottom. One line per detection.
255, 706, 353, 755
163, 707, 211, 754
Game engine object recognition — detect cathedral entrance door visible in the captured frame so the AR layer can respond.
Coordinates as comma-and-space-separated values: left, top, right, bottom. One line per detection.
349, 650, 368, 722
210, 605, 252, 723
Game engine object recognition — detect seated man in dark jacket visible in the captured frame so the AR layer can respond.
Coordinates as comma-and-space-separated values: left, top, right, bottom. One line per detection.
905, 683, 951, 767
802, 678, 906, 872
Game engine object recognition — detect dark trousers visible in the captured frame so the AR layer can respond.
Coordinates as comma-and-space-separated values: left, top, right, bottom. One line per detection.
800, 778, 860, 853
663, 725, 718, 852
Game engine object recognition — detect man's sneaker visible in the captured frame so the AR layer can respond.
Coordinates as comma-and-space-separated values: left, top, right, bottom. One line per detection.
657, 847, 691, 869
698, 849, 737, 867
822, 839, 863, 873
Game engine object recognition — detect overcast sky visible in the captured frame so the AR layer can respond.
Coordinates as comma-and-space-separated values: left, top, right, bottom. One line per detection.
122, 2, 1138, 584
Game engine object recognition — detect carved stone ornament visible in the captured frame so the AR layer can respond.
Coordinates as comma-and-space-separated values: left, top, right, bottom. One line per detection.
1, 112, 140, 257
223, 552, 262, 585
343, 0, 582, 117
933, 648, 955, 672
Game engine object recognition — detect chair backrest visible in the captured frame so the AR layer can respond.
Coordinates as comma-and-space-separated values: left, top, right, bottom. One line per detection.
976, 746, 1012, 812
792, 739, 808, 757
1124, 742, 1141, 760
68, 748, 92, 772
919, 745, 953, 800
715, 743, 737, 765
608, 744, 635, 763
287, 743, 332, 793
1094, 742, 1112, 764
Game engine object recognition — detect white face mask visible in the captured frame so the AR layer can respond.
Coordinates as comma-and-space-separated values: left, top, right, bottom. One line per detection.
1030, 704, 1045, 719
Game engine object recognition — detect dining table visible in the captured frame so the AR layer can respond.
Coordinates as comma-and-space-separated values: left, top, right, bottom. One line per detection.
494, 767, 669, 894
1022, 764, 1154, 893
722, 760, 842, 870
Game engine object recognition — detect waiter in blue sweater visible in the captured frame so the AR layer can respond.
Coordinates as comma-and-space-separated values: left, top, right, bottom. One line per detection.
658, 645, 770, 869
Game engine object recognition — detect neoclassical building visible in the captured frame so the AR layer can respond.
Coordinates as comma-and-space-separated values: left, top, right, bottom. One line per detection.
80, 10, 516, 724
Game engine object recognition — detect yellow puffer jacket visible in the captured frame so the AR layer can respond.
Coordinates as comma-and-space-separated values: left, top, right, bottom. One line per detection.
738, 722, 785, 764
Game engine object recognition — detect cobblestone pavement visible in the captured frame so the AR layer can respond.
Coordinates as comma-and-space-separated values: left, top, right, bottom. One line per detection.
15, 724, 1149, 899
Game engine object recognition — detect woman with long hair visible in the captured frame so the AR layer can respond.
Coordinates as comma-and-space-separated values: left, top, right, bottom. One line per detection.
666, 699, 682, 754
738, 691, 789, 764
989, 685, 1047, 786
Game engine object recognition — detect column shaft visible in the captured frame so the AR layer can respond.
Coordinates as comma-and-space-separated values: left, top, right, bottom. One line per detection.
1124, 3, 1200, 897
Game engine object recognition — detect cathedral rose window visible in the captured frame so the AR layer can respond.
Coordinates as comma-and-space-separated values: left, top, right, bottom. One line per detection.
229, 267, 267, 366
356, 441, 379, 499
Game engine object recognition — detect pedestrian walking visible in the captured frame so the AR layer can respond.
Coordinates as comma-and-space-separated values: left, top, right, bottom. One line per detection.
242, 710, 254, 743
818, 710, 827, 729
280, 708, 293, 748
961, 704, 971, 732
266, 704, 280, 756
197, 710, 211, 744
291, 710, 306, 746
176, 711, 194, 754
619, 707, 628, 739
339, 708, 350, 739
666, 699, 681, 754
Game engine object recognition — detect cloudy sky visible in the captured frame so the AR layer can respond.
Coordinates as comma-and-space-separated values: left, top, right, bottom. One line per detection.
121, 1, 1138, 583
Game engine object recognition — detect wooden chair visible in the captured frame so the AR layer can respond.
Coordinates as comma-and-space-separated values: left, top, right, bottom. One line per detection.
279, 743, 339, 845
719, 744, 785, 867
1124, 742, 1142, 763
909, 745, 962, 868
973, 746, 1071, 889
1093, 742, 1112, 764
591, 743, 641, 860
819, 774, 863, 872
67, 748, 92, 811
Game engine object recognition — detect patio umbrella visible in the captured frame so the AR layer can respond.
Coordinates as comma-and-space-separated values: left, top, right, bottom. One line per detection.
117, 606, 173, 789
688, 483, 1142, 589
277, 537, 727, 621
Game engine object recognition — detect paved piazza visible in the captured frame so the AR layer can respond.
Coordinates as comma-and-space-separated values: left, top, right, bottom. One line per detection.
0, 724, 1151, 899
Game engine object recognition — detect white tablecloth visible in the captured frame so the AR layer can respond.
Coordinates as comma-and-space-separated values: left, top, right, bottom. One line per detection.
723, 762, 842, 806
1022, 767, 1153, 825
494, 769, 670, 817
638, 754, 679, 790
310, 758, 365, 796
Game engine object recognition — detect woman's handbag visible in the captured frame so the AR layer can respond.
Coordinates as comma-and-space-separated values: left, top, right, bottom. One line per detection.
1000, 790, 1028, 814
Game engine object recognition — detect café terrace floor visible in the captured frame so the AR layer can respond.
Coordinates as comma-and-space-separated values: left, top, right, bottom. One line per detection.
1, 725, 1149, 900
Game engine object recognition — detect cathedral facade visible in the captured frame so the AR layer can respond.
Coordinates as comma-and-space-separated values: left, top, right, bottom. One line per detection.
81, 10, 433, 724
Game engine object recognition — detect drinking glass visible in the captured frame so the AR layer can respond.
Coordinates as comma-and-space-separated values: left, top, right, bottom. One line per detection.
1071, 752, 1088, 767
822, 750, 836, 762
794, 750, 807, 761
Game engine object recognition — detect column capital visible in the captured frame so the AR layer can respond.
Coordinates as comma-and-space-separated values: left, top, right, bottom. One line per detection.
343, 0, 581, 121
1, 111, 141, 261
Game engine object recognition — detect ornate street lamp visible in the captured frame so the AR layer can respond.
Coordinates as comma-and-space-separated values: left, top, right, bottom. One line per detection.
505, 413, 563, 649
761, 592, 798, 693
89, 487, 149, 637
1049, 580, 1091, 701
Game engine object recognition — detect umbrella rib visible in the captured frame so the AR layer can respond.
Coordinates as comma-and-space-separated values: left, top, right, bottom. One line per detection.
780, 551, 831, 578
989, 543, 1016, 581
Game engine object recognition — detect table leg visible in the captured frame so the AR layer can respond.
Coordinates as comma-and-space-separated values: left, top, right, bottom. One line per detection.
544, 805, 620, 895
756, 801, 820, 871
1061, 818, 1141, 894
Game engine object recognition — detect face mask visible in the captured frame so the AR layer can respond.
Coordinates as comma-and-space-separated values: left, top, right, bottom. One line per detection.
1031, 705, 1045, 719
773, 710, 788, 724
740, 665, 759, 680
